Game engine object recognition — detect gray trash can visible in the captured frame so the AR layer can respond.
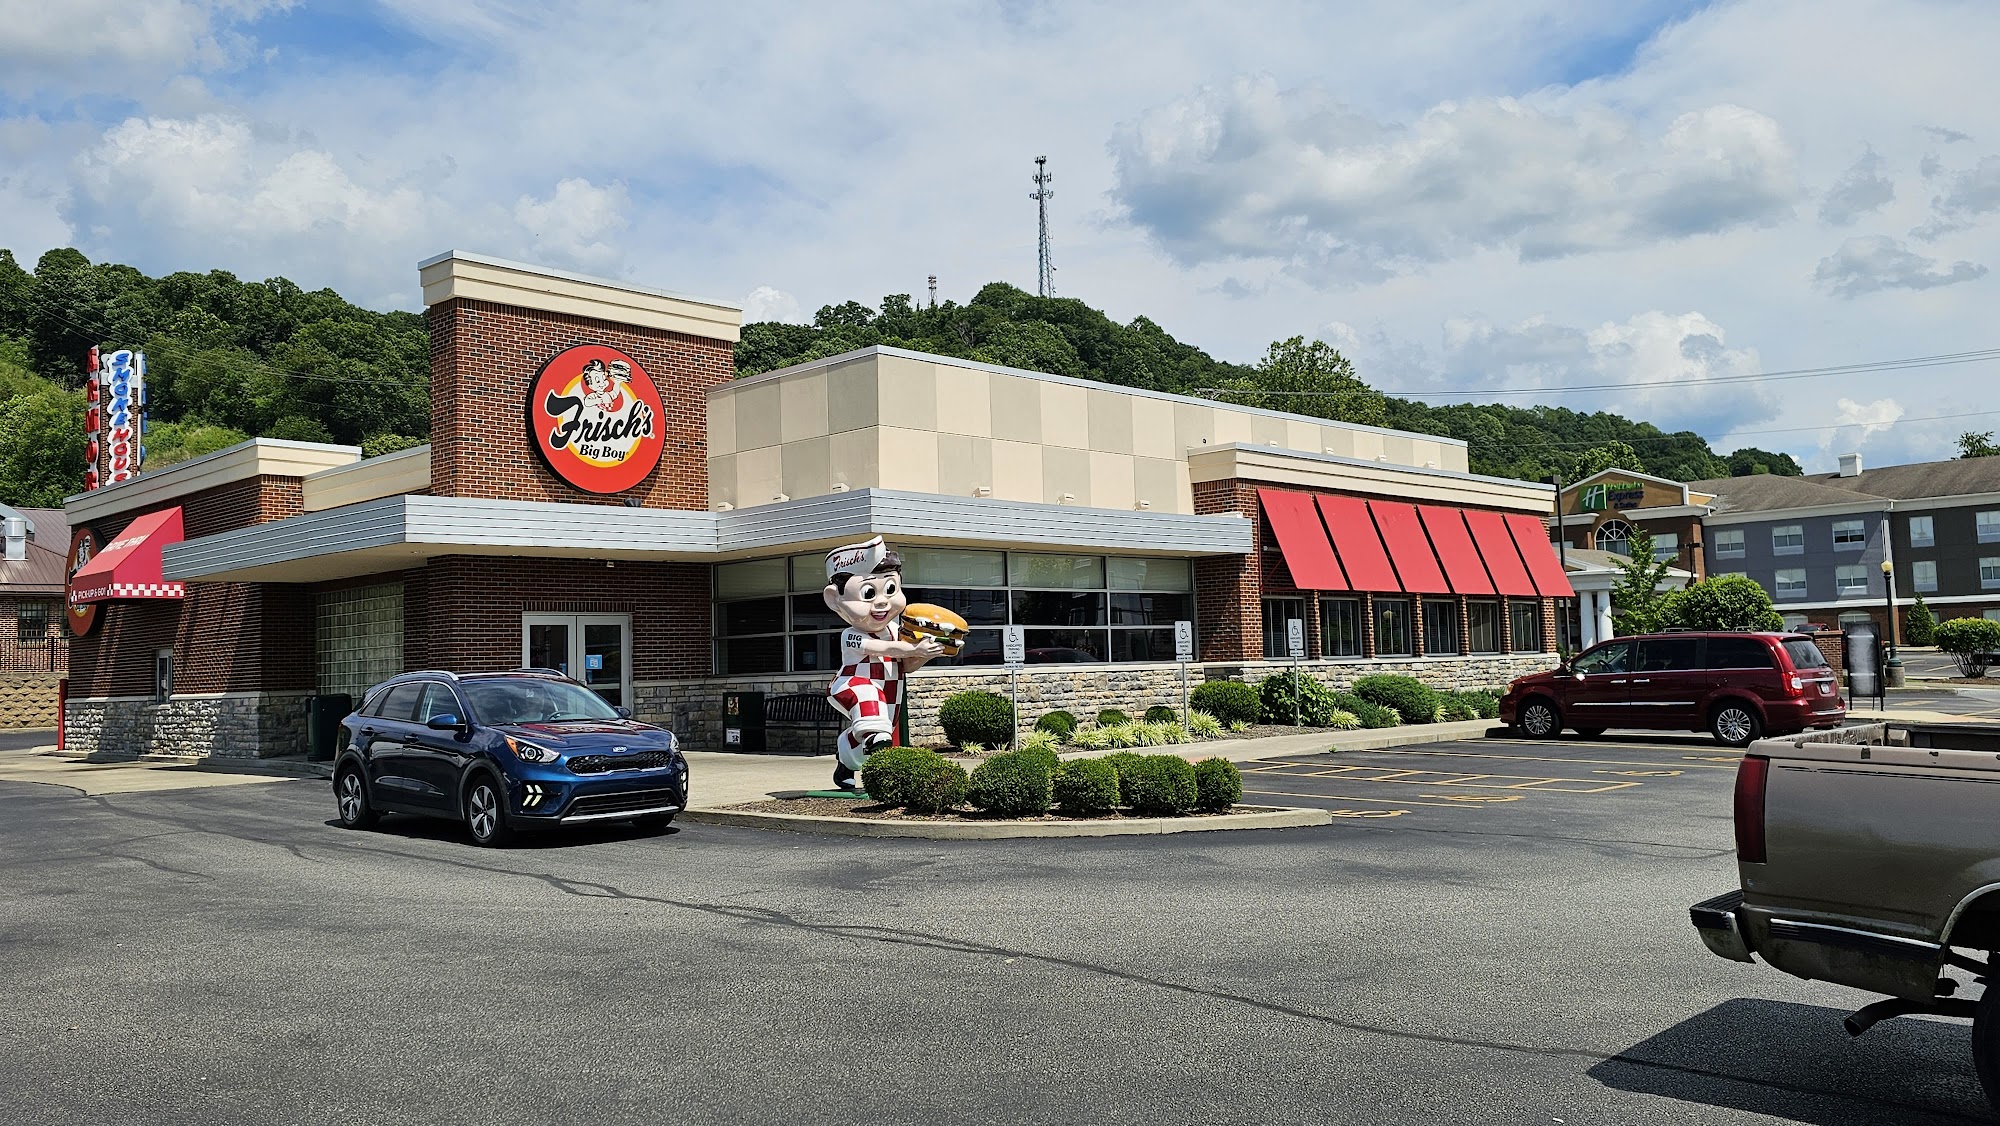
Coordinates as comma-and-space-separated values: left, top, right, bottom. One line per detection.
304, 694, 353, 762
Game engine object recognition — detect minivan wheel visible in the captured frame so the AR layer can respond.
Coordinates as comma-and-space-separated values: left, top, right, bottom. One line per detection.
1975, 975, 2000, 1113
464, 774, 512, 847
335, 769, 377, 829
1711, 703, 1762, 748
1518, 699, 1561, 739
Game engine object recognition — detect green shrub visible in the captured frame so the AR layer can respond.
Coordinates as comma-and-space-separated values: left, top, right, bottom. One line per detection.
1192, 757, 1242, 812
1034, 709, 1079, 740
1069, 725, 1113, 750
904, 758, 970, 815
1013, 740, 1061, 777
1331, 693, 1400, 729
938, 690, 1016, 747
1660, 574, 1784, 632
1054, 758, 1121, 816
1122, 754, 1198, 816
1449, 690, 1501, 720
1352, 675, 1440, 725
1441, 699, 1477, 722
1189, 680, 1261, 727
1143, 705, 1179, 724
1258, 672, 1344, 726
966, 750, 1053, 817
859, 746, 937, 807
1325, 709, 1360, 730
1187, 711, 1224, 739
1907, 595, 1937, 646
1096, 708, 1131, 727
1102, 751, 1145, 804
1936, 617, 2000, 677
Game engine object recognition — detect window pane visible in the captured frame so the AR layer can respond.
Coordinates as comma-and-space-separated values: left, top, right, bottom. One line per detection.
1652, 533, 1678, 561
718, 636, 786, 674
1467, 601, 1501, 654
929, 629, 1003, 667
717, 596, 786, 636
1375, 598, 1413, 656
1911, 516, 1934, 545
1010, 553, 1105, 589
716, 558, 787, 599
1013, 590, 1107, 626
1509, 600, 1541, 652
1782, 638, 1830, 669
790, 632, 842, 673
1320, 598, 1363, 657
1775, 569, 1807, 597
1707, 637, 1773, 669
1112, 628, 1177, 662
1024, 629, 1106, 662
1108, 557, 1192, 591
903, 548, 1006, 587
907, 587, 1010, 626
1714, 529, 1744, 558
789, 593, 846, 632
1914, 560, 1937, 591
1636, 637, 1700, 671
1263, 598, 1306, 658
379, 683, 423, 721
1572, 641, 1630, 674
790, 554, 827, 592
1109, 592, 1194, 626
1423, 600, 1460, 655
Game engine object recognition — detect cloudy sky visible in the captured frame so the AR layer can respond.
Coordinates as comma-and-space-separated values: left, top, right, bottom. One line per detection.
5, 0, 1998, 471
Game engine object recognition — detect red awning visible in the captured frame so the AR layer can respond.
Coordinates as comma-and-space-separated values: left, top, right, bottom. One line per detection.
1316, 495, 1400, 591
1462, 510, 1538, 597
1367, 501, 1451, 595
1417, 506, 1495, 595
1504, 513, 1575, 597
1257, 489, 1347, 590
68, 507, 186, 604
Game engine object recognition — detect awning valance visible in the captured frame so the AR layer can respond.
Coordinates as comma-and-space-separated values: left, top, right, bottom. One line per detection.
69, 507, 186, 604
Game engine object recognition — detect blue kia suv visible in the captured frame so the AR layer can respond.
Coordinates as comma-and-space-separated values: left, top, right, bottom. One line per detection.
331, 669, 689, 846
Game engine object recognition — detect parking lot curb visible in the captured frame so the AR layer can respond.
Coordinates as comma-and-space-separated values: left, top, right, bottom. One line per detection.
41, 749, 332, 780
678, 805, 1331, 839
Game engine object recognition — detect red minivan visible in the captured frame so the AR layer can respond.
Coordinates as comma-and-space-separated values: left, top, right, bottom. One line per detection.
1499, 631, 1847, 747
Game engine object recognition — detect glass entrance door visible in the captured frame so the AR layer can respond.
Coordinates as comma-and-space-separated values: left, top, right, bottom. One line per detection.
521, 613, 632, 707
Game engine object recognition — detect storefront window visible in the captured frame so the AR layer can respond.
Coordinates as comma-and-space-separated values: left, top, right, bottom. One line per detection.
1262, 597, 1306, 659
1375, 598, 1414, 657
1509, 600, 1543, 653
904, 548, 1007, 587
1107, 557, 1192, 592
1467, 601, 1502, 655
1319, 598, 1362, 658
1423, 599, 1461, 656
16, 602, 49, 643
716, 558, 787, 600
1009, 552, 1106, 589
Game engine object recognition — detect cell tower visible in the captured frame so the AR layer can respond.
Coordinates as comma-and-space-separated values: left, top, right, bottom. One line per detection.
1030, 155, 1055, 297
927, 275, 938, 308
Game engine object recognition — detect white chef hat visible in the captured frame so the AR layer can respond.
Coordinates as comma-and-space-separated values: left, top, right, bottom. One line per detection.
825, 536, 890, 582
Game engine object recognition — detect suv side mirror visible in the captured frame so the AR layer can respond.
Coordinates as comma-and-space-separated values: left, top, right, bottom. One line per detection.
614, 705, 633, 719
426, 713, 466, 731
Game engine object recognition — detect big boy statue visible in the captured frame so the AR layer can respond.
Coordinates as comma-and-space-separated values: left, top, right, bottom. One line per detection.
821, 537, 943, 792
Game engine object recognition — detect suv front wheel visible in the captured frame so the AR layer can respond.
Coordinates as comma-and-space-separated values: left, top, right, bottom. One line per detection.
1711, 702, 1762, 748
464, 773, 513, 847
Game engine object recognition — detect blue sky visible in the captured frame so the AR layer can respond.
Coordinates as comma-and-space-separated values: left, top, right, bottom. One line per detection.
4, 0, 1999, 470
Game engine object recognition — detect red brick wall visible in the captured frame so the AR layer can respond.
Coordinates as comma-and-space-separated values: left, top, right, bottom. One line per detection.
0, 596, 67, 674
403, 556, 710, 679
428, 298, 732, 509
66, 475, 312, 697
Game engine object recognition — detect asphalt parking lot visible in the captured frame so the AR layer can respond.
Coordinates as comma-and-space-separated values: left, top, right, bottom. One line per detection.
1, 735, 1991, 1126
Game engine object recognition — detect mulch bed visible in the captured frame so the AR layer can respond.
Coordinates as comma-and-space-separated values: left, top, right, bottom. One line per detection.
726, 797, 1278, 823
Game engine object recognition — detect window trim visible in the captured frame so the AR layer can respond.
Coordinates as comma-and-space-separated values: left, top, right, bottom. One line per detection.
1374, 596, 1415, 658
1979, 511, 2000, 545
1834, 564, 1869, 598
1771, 525, 1805, 556
1831, 519, 1867, 551
1507, 598, 1543, 654
1422, 598, 1462, 657
1774, 568, 1808, 600
1712, 528, 1746, 560
1909, 515, 1935, 548
1912, 560, 1938, 593
1466, 600, 1503, 656
1319, 597, 1364, 659
1982, 557, 2000, 591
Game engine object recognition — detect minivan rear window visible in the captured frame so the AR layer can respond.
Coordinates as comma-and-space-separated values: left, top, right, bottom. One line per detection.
1782, 638, 1831, 670
1705, 636, 1774, 670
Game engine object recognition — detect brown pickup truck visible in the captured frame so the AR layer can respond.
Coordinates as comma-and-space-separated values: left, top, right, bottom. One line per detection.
1692, 721, 2000, 1110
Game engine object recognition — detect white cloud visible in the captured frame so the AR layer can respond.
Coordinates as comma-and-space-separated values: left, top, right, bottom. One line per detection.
1831, 396, 1904, 434
1108, 77, 1800, 282
743, 286, 803, 324
1818, 148, 1893, 225
512, 178, 629, 275
0, 0, 289, 95
1812, 235, 1985, 297
1915, 154, 2000, 238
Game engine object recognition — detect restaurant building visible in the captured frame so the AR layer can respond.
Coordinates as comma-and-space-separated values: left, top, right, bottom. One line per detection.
61, 252, 1569, 758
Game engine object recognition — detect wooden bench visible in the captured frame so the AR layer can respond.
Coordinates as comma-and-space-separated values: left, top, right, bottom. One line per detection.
764, 692, 843, 754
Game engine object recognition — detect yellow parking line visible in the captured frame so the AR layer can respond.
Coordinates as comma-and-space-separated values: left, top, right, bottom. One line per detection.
1338, 748, 1739, 771
1242, 788, 1471, 809
1251, 761, 1638, 793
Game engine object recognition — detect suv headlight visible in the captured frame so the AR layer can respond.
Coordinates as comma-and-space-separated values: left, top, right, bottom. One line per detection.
505, 736, 560, 764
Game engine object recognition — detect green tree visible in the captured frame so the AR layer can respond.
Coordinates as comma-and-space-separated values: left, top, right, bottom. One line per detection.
1959, 431, 2000, 459
1609, 528, 1677, 635
1725, 447, 1804, 476
1660, 575, 1784, 632
1935, 617, 2000, 677
142, 420, 250, 468
1210, 336, 1388, 426
27, 248, 101, 383
1574, 440, 1644, 479
0, 386, 86, 505
1906, 593, 1937, 646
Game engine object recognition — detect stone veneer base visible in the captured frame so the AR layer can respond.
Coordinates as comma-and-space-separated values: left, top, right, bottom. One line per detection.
64, 692, 313, 759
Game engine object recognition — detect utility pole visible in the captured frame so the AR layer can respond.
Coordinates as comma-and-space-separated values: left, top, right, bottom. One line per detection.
927, 275, 937, 308
1030, 156, 1055, 297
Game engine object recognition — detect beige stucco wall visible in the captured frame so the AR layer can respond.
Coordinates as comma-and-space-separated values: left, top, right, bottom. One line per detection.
708, 351, 1470, 512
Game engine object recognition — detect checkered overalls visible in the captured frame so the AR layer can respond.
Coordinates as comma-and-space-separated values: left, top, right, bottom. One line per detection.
828, 623, 902, 770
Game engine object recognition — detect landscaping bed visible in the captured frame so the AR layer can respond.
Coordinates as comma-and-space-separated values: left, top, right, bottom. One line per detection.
726, 796, 1286, 822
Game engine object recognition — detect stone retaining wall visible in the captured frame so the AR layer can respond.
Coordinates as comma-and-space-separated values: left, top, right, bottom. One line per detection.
639, 653, 1555, 752
64, 692, 313, 759
0, 675, 60, 729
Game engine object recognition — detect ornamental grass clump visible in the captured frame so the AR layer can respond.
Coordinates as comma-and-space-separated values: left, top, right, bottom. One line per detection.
1325, 709, 1361, 730
1121, 754, 1198, 816
1054, 758, 1121, 816
938, 690, 1016, 747
1069, 725, 1113, 751
1105, 723, 1142, 749
966, 750, 1053, 817
1351, 675, 1440, 726
1331, 693, 1399, 729
1189, 681, 1260, 727
1016, 730, 1059, 757
1192, 757, 1242, 812
1187, 711, 1225, 739
1034, 709, 1079, 741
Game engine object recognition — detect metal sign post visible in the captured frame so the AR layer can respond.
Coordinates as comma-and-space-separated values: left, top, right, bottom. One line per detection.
1003, 626, 1026, 746
1174, 620, 1194, 726
1287, 618, 1305, 726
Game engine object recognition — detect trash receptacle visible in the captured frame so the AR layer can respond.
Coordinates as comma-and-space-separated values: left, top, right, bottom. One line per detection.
722, 690, 765, 753
304, 694, 353, 762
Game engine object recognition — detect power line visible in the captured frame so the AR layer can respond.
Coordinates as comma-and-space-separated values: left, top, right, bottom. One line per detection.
1498, 407, 2000, 451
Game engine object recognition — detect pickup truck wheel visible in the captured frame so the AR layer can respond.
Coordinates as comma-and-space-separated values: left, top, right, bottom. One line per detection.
1517, 699, 1561, 739
1711, 703, 1762, 748
1975, 984, 2000, 1113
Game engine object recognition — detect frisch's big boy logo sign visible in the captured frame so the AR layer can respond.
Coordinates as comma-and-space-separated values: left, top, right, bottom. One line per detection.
526, 344, 666, 495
